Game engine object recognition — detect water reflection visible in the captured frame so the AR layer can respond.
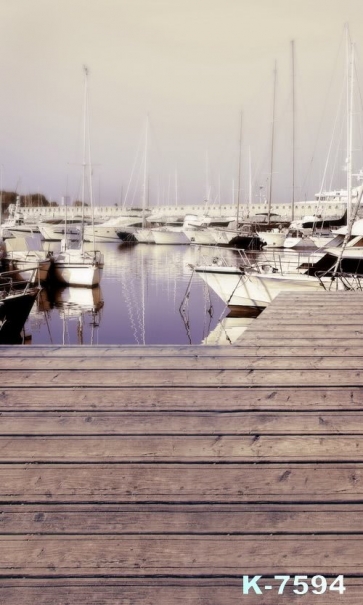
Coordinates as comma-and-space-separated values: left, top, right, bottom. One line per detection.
202, 309, 262, 345
31, 286, 104, 344
25, 243, 262, 345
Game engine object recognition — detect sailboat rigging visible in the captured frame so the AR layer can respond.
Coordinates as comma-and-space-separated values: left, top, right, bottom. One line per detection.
53, 66, 104, 287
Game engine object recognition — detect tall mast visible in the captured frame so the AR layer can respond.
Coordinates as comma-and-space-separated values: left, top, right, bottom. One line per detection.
175, 168, 178, 206
333, 37, 356, 276
346, 29, 354, 227
236, 110, 243, 225
0, 165, 3, 227
248, 146, 252, 218
205, 150, 209, 202
218, 173, 221, 214
268, 61, 277, 224
142, 115, 149, 228
81, 65, 89, 253
291, 41, 295, 221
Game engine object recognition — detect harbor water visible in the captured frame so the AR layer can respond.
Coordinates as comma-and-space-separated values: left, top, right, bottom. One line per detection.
26, 242, 259, 346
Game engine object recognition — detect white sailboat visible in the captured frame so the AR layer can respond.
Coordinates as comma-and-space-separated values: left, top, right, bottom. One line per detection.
83, 215, 141, 243
53, 66, 103, 287
1, 196, 40, 238
4, 234, 51, 283
258, 229, 287, 248
152, 225, 189, 245
39, 222, 81, 242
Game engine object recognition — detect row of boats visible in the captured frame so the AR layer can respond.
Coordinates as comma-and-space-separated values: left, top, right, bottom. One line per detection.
1, 193, 344, 251
192, 215, 363, 310
0, 184, 360, 344
0, 221, 105, 344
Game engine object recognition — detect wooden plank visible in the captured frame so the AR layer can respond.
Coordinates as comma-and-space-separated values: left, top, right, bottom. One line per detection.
243, 325, 363, 336
1, 578, 361, 605
3, 355, 363, 370
0, 534, 362, 575
261, 305, 363, 313
270, 292, 363, 298
232, 346, 363, 356
0, 345, 240, 358
0, 463, 361, 502
255, 315, 363, 324
1, 435, 363, 462
239, 337, 363, 346
2, 368, 363, 386
1, 387, 362, 411
3, 340, 363, 353
0, 411, 361, 435
6, 345, 363, 358
2, 504, 363, 534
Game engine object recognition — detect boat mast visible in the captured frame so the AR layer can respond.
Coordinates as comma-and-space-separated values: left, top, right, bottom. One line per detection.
205, 150, 209, 201
346, 34, 354, 227
80, 65, 89, 254
236, 110, 243, 226
175, 168, 178, 206
248, 146, 252, 218
0, 165, 3, 227
268, 61, 277, 224
291, 41, 295, 221
204, 150, 210, 214
86, 86, 96, 252
333, 39, 355, 276
142, 115, 149, 229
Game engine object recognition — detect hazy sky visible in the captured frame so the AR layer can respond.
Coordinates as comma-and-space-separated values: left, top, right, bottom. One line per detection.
1, 0, 363, 207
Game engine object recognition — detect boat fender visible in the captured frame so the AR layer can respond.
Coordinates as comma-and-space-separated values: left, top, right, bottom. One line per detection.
260, 264, 278, 273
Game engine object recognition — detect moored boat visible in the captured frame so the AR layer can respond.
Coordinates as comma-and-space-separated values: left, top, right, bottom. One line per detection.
0, 271, 40, 343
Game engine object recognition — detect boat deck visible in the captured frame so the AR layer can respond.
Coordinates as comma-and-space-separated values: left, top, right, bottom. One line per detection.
1, 290, 363, 603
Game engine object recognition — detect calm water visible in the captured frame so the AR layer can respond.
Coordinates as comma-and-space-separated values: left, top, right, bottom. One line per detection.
26, 242, 254, 346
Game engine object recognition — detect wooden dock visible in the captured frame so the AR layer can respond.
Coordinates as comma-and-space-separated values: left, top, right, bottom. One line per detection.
1, 290, 363, 603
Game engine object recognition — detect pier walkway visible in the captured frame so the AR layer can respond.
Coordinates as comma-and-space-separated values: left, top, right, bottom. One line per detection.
0, 291, 363, 603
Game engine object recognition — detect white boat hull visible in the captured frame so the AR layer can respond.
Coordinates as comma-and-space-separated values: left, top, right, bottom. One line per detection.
54, 264, 102, 287
152, 228, 189, 245
10, 259, 51, 283
210, 229, 238, 245
134, 229, 155, 243
195, 266, 342, 308
53, 250, 104, 287
184, 228, 216, 245
39, 224, 81, 242
258, 231, 286, 247
83, 225, 121, 243
284, 236, 316, 249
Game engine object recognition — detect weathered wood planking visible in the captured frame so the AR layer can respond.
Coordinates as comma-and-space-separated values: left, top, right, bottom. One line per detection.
1, 578, 362, 605
0, 345, 242, 357
3, 342, 363, 354
2, 435, 363, 461
2, 368, 363, 386
0, 463, 361, 502
3, 354, 363, 370
241, 337, 363, 346
0, 411, 361, 434
2, 504, 363, 534
1, 387, 363, 410
0, 535, 362, 575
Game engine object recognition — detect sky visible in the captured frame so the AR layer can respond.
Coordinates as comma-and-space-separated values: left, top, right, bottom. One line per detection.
0, 0, 363, 208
